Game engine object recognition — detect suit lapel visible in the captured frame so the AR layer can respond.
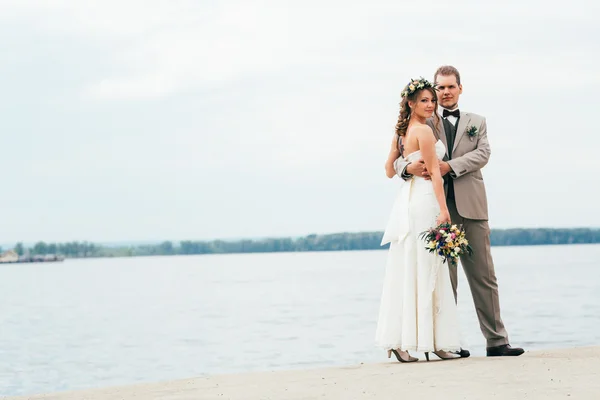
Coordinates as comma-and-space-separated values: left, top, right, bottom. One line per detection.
432, 117, 449, 159
454, 112, 471, 153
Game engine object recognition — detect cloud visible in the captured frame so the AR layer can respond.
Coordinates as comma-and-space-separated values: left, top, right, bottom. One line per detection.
84, 74, 177, 100
3, 0, 599, 100
0, 0, 599, 242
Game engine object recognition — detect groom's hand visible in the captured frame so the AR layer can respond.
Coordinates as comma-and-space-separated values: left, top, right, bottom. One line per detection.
439, 161, 451, 177
406, 159, 426, 177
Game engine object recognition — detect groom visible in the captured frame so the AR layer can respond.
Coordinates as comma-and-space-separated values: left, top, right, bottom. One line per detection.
394, 65, 524, 357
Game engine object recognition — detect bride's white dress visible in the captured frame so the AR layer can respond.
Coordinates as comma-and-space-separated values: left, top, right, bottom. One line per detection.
375, 139, 461, 352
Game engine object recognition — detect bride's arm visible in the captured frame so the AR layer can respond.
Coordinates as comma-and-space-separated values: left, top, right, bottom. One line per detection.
385, 134, 400, 178
417, 126, 450, 223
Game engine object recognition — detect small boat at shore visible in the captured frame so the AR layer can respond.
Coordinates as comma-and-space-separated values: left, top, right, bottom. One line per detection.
0, 250, 65, 263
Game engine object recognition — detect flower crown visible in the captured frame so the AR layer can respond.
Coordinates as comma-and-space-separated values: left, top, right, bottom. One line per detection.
401, 77, 437, 98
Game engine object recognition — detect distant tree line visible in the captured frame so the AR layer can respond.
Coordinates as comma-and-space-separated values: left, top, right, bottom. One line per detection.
490, 228, 600, 246
13, 241, 98, 257
8, 228, 599, 259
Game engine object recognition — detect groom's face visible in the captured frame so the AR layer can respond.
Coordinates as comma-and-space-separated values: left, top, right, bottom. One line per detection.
435, 74, 462, 110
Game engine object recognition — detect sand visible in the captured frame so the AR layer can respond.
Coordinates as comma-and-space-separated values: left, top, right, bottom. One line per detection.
4, 346, 600, 400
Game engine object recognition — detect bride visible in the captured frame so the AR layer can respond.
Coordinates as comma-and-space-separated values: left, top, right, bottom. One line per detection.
375, 77, 461, 362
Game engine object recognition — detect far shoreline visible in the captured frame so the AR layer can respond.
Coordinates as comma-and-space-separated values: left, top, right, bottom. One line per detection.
3, 228, 599, 260
71, 241, 600, 260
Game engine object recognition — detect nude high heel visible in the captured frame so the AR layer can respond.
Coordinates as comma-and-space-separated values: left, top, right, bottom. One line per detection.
424, 350, 460, 361
387, 349, 419, 363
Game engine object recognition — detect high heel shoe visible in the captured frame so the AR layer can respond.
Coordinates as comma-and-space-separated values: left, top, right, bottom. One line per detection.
424, 350, 460, 361
387, 349, 418, 363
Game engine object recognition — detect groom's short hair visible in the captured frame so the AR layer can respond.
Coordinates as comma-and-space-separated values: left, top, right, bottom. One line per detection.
434, 65, 461, 85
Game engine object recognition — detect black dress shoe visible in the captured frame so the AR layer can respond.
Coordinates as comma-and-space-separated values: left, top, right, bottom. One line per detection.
452, 348, 470, 358
486, 344, 524, 357
457, 348, 470, 358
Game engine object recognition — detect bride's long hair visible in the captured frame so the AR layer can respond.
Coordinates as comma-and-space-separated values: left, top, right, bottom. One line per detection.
395, 86, 440, 137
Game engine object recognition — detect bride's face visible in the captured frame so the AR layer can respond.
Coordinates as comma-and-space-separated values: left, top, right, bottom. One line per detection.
410, 90, 436, 119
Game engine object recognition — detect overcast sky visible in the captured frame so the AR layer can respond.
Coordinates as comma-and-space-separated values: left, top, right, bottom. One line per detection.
0, 0, 598, 244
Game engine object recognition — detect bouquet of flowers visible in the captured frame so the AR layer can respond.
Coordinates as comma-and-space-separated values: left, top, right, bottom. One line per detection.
419, 223, 473, 264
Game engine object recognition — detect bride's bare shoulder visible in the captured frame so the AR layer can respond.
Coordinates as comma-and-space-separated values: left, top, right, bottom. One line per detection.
412, 123, 435, 141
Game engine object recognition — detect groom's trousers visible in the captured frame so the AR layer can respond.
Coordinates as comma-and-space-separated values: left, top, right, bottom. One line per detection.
447, 198, 510, 347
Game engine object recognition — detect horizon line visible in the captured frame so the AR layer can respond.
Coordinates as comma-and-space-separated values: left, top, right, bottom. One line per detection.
2, 226, 599, 248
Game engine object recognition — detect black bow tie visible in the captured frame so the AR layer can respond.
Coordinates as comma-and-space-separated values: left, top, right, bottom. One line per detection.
443, 109, 460, 118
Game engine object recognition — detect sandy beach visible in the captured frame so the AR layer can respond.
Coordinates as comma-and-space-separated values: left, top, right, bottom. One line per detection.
4, 346, 599, 400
